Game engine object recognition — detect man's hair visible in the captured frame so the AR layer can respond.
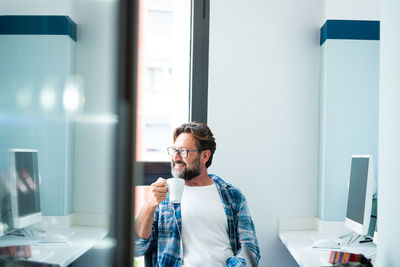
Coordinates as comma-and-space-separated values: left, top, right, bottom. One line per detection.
173, 121, 216, 168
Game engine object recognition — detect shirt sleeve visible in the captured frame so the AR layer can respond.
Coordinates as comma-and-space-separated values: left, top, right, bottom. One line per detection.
227, 193, 260, 267
227, 255, 246, 266
135, 236, 152, 256
134, 207, 159, 257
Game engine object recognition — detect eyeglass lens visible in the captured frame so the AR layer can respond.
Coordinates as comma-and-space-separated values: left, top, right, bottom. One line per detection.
168, 147, 188, 158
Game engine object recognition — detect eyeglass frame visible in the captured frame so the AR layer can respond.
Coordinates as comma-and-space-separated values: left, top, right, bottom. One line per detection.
167, 146, 201, 158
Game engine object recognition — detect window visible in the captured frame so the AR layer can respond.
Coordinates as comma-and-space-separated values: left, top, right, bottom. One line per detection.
136, 0, 209, 176
144, 121, 171, 156
145, 66, 172, 93
148, 9, 173, 35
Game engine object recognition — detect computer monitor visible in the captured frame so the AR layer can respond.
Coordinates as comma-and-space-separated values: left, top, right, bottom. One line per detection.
344, 155, 376, 236
9, 149, 42, 229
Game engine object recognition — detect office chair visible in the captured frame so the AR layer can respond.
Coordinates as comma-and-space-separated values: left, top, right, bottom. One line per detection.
144, 252, 152, 267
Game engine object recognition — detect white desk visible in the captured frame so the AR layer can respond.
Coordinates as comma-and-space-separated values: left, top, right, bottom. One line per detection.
0, 226, 108, 267
278, 218, 377, 267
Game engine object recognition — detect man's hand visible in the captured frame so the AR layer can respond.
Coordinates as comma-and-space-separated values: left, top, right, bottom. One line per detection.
148, 177, 168, 208
136, 177, 168, 239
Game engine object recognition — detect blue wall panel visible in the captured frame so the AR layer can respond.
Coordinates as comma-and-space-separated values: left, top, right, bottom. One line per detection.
318, 38, 379, 221
320, 20, 380, 45
0, 17, 76, 216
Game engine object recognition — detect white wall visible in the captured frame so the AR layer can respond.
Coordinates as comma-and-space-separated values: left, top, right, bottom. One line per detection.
208, 0, 323, 266
0, 0, 72, 17
324, 0, 379, 20
377, 1, 400, 265
70, 0, 118, 219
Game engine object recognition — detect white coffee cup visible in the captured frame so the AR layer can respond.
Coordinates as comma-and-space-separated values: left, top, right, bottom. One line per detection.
166, 178, 185, 203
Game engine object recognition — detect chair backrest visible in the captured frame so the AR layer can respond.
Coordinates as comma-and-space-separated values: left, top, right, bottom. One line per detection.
144, 251, 153, 267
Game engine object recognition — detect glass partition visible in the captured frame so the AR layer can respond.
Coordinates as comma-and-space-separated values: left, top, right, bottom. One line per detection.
0, 1, 126, 266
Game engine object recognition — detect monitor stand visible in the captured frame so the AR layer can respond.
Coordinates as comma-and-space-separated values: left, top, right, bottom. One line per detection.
342, 232, 373, 246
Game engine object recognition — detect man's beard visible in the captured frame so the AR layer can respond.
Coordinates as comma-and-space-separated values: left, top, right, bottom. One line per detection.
171, 156, 201, 181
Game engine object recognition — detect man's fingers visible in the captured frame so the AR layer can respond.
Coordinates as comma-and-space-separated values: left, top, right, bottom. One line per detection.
151, 185, 168, 194
147, 177, 168, 206
150, 178, 168, 195
153, 177, 167, 186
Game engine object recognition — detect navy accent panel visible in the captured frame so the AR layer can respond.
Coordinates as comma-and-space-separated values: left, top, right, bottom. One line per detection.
0, 15, 77, 41
320, 20, 380, 45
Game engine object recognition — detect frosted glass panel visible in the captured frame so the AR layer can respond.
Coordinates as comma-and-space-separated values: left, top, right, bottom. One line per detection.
0, 35, 75, 215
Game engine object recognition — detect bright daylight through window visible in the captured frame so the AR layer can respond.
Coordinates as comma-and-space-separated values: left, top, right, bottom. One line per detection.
136, 0, 191, 162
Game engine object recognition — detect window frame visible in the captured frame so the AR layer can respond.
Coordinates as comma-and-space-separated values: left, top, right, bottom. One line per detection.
137, 0, 210, 186
114, 0, 138, 265
189, 0, 210, 124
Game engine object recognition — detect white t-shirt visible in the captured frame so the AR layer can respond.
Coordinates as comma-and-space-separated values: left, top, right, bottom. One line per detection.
180, 183, 234, 267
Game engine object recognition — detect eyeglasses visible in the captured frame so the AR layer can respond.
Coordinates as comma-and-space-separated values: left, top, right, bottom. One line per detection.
167, 147, 200, 158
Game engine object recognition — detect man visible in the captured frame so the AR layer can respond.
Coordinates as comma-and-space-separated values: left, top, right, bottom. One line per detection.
135, 122, 260, 266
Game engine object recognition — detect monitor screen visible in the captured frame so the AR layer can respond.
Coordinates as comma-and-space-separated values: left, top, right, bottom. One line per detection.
9, 149, 42, 229
15, 151, 41, 217
346, 157, 369, 224
345, 155, 375, 236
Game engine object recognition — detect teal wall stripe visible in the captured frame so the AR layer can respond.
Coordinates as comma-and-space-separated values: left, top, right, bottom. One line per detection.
0, 15, 77, 41
320, 20, 380, 45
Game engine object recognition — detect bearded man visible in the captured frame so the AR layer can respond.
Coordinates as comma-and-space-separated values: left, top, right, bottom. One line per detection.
135, 122, 260, 267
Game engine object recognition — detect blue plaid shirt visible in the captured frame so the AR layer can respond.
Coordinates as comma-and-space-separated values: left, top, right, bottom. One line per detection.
135, 175, 260, 266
